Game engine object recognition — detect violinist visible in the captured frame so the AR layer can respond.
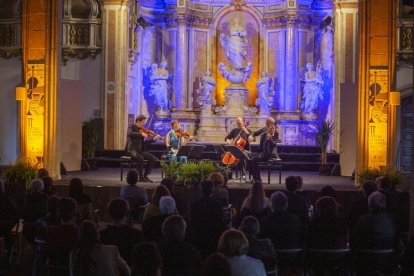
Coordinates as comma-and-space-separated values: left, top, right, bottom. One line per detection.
165, 120, 194, 163
250, 117, 281, 182
224, 117, 254, 180
126, 115, 162, 183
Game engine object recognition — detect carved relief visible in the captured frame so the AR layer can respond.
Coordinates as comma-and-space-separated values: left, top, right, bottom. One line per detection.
397, 24, 413, 64
0, 0, 22, 59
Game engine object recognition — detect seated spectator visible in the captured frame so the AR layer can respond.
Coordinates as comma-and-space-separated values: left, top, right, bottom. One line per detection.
131, 242, 162, 276
295, 176, 311, 208
208, 172, 229, 207
36, 195, 61, 239
320, 185, 346, 221
0, 179, 19, 255
69, 178, 93, 223
202, 253, 232, 276
307, 196, 348, 249
378, 176, 400, 216
143, 185, 172, 221
158, 215, 201, 276
260, 191, 302, 249
285, 176, 309, 226
238, 181, 271, 225
44, 197, 79, 267
190, 180, 226, 258
239, 216, 277, 271
70, 220, 130, 276
37, 168, 49, 179
218, 229, 266, 276
161, 177, 187, 216
100, 198, 143, 264
24, 179, 48, 222
349, 180, 377, 233
142, 196, 176, 242
41, 176, 56, 196
120, 170, 149, 208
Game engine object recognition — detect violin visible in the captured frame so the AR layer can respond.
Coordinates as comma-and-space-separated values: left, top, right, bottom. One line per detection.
140, 127, 163, 140
174, 129, 199, 141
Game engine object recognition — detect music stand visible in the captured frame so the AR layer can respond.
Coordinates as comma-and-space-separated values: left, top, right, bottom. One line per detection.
175, 145, 193, 158
224, 145, 251, 183
187, 145, 206, 161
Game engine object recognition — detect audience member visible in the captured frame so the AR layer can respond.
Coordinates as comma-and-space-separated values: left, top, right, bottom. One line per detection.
202, 253, 232, 276
238, 181, 271, 225
285, 176, 309, 226
143, 185, 171, 221
218, 229, 266, 276
100, 198, 143, 264
36, 195, 61, 239
239, 216, 277, 271
189, 180, 226, 258
260, 191, 302, 249
378, 176, 400, 216
70, 220, 130, 276
142, 196, 176, 242
348, 180, 377, 233
208, 172, 229, 207
120, 170, 149, 208
320, 185, 346, 221
0, 179, 19, 255
41, 176, 56, 196
37, 168, 49, 179
295, 175, 311, 207
44, 197, 79, 267
161, 177, 187, 216
69, 178, 93, 222
131, 242, 162, 276
24, 179, 48, 222
158, 215, 201, 276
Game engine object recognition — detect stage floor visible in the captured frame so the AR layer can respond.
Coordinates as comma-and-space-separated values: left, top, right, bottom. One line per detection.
56, 168, 357, 192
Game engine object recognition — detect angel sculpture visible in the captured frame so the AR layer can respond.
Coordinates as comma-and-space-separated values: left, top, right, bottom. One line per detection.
149, 61, 173, 116
299, 61, 324, 119
197, 71, 217, 111
255, 71, 275, 115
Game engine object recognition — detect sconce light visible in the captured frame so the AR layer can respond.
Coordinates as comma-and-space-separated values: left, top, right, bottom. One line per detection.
16, 87, 26, 101
389, 91, 400, 106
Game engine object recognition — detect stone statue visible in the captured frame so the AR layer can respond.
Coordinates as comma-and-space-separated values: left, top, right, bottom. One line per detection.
149, 61, 172, 116
255, 71, 274, 115
218, 20, 253, 84
197, 71, 217, 110
300, 62, 324, 120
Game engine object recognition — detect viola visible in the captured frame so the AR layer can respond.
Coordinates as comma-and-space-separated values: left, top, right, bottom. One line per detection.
140, 127, 163, 140
174, 129, 199, 141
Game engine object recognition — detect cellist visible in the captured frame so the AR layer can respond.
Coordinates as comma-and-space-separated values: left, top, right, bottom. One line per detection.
224, 117, 254, 180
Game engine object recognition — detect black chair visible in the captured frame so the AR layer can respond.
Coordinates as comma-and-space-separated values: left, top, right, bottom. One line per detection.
248, 159, 282, 184
351, 248, 398, 275
274, 248, 303, 275
305, 248, 350, 275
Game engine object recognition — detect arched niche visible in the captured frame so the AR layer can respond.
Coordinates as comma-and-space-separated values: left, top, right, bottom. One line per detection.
211, 6, 263, 106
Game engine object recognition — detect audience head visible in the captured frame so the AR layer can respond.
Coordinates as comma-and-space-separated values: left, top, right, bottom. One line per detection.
285, 176, 299, 192
202, 253, 232, 276
37, 168, 49, 179
270, 191, 288, 211
218, 229, 249, 257
375, 176, 384, 189
41, 176, 55, 195
362, 180, 377, 198
315, 196, 338, 218
380, 176, 392, 191
160, 178, 174, 193
108, 198, 129, 221
295, 176, 304, 190
69, 178, 84, 198
368, 191, 387, 212
126, 170, 139, 185
162, 215, 186, 241
78, 220, 100, 245
152, 185, 171, 206
0, 179, 5, 193
201, 180, 213, 197
131, 242, 162, 276
320, 185, 337, 199
58, 197, 77, 223
248, 180, 266, 213
29, 179, 44, 194
159, 196, 176, 215
208, 172, 225, 187
47, 195, 61, 216
239, 216, 260, 238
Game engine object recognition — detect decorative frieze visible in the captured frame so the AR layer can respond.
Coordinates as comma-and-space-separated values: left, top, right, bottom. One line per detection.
397, 24, 413, 64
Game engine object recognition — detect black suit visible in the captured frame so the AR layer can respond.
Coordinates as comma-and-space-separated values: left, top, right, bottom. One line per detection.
250, 127, 280, 181
126, 124, 157, 177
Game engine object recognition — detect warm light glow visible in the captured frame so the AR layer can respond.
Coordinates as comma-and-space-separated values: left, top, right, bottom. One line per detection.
16, 87, 26, 101
389, 91, 400, 106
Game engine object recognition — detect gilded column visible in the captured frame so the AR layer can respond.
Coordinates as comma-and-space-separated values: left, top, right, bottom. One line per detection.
173, 14, 189, 116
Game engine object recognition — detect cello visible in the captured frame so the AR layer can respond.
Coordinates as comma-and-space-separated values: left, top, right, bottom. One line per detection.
222, 122, 250, 166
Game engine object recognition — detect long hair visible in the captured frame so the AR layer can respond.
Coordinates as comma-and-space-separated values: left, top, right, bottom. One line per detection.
151, 185, 171, 206
71, 220, 101, 276
69, 178, 84, 199
247, 181, 266, 213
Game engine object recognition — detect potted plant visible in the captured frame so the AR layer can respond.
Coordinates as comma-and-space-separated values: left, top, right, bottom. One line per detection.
315, 119, 335, 175
358, 167, 405, 190
1, 160, 37, 208
82, 118, 100, 170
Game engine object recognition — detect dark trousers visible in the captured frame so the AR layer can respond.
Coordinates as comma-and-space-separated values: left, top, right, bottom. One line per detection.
130, 150, 157, 177
250, 153, 274, 181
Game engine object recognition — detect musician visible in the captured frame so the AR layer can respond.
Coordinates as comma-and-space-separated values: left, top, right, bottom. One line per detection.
250, 117, 281, 181
224, 117, 254, 179
127, 115, 161, 183
165, 120, 192, 163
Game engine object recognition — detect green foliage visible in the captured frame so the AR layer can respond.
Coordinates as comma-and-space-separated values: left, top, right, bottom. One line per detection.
160, 160, 223, 186
82, 118, 99, 159
358, 167, 405, 190
1, 160, 37, 191
315, 120, 335, 164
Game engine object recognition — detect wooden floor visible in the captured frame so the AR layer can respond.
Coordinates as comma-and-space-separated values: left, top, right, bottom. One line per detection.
56, 167, 357, 192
